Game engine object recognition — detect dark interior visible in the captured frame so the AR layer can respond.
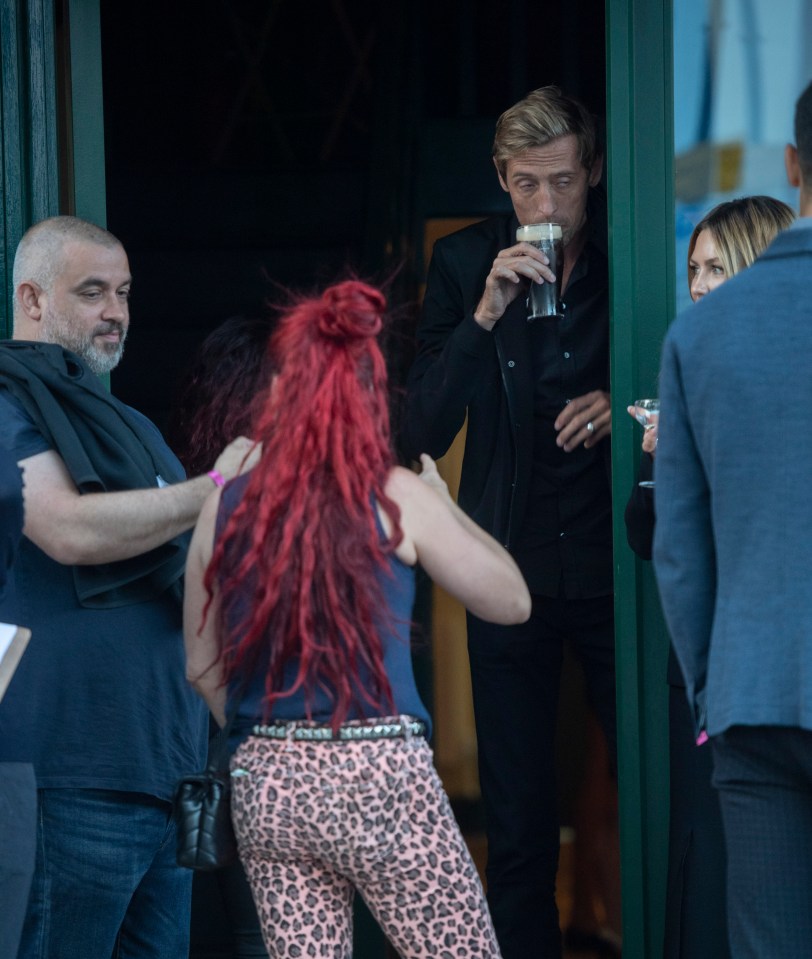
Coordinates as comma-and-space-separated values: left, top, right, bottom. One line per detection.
101, 0, 606, 434
97, 4, 607, 954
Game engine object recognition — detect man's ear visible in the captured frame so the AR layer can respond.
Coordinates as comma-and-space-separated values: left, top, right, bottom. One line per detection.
785, 143, 801, 188
493, 156, 510, 193
589, 154, 604, 188
16, 281, 46, 323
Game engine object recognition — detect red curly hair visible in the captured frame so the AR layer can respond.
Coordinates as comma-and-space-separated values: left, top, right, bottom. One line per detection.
204, 281, 403, 727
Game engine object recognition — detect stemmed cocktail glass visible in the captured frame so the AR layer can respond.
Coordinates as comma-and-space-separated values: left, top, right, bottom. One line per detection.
631, 398, 659, 488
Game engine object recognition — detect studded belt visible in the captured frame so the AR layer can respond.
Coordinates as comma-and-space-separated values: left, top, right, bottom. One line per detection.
251, 718, 426, 742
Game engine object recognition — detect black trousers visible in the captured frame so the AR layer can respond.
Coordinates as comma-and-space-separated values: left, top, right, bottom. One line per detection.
664, 686, 729, 959
712, 725, 812, 959
190, 722, 268, 959
467, 594, 616, 959
189, 861, 268, 959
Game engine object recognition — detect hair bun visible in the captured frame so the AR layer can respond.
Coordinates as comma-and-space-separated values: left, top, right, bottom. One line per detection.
317, 281, 385, 341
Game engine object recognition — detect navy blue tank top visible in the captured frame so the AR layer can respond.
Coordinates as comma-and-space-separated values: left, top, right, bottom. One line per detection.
216, 474, 430, 747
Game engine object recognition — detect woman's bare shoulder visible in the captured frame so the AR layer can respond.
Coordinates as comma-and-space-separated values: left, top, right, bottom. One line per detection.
384, 464, 422, 500
382, 466, 427, 566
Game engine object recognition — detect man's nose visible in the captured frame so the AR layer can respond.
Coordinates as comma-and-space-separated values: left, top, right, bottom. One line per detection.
537, 187, 556, 219
101, 292, 127, 320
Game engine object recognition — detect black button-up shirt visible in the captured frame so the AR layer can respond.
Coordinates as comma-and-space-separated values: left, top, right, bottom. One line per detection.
511, 220, 613, 599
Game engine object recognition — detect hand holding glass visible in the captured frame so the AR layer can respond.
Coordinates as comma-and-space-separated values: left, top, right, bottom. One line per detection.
631, 399, 659, 488
516, 223, 563, 319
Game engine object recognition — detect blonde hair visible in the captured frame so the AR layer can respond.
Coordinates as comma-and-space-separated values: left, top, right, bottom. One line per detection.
492, 86, 599, 177
687, 196, 796, 289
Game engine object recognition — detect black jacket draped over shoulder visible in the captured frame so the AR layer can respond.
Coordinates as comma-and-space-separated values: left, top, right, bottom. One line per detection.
0, 341, 186, 608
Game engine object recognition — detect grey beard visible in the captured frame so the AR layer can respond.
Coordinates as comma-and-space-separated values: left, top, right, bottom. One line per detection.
80, 340, 125, 376
40, 318, 126, 376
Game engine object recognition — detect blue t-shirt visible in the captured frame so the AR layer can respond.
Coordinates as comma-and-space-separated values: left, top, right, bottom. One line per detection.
217, 475, 431, 747
0, 391, 207, 800
0, 449, 23, 595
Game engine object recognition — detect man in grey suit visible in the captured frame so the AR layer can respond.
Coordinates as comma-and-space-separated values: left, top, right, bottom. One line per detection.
653, 79, 812, 959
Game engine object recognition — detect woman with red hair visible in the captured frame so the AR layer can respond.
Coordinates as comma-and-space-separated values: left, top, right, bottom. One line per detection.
184, 280, 530, 958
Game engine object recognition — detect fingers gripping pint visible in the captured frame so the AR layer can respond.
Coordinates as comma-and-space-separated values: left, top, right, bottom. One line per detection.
517, 222, 563, 319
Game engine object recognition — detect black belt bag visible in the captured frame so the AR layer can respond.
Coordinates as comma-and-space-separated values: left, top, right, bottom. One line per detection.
172, 700, 242, 872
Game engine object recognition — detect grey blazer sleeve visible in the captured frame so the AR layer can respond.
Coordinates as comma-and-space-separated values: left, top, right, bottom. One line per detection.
652, 331, 716, 735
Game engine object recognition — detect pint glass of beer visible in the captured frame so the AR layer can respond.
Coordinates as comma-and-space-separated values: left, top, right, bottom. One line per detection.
516, 222, 563, 319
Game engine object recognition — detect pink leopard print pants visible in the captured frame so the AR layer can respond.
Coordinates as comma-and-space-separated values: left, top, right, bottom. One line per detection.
230, 728, 502, 958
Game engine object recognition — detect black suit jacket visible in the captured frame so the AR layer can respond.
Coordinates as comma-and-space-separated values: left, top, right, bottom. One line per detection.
402, 198, 610, 556
624, 452, 686, 688
624, 452, 655, 560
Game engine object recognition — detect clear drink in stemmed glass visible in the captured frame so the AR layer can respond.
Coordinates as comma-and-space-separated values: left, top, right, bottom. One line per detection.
631, 398, 659, 488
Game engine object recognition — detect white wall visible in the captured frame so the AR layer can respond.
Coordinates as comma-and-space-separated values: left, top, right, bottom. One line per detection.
673, 0, 812, 310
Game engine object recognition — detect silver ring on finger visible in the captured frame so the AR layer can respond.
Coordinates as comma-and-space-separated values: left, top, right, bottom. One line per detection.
586, 421, 595, 434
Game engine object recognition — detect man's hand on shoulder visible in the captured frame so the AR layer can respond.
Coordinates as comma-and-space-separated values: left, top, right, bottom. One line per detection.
19, 435, 260, 567
474, 241, 556, 330
210, 435, 261, 482
416, 453, 452, 501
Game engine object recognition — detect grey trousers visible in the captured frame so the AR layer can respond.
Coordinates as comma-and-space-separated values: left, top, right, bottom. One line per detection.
712, 725, 812, 959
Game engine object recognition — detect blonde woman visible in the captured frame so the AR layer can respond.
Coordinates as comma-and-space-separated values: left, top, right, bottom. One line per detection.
625, 194, 796, 959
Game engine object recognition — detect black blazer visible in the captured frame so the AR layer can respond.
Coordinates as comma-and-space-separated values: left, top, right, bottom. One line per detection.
624, 452, 685, 687
624, 452, 655, 560
402, 200, 610, 551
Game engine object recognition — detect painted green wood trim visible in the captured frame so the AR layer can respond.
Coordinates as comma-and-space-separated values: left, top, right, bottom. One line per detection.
60, 0, 108, 389
606, 0, 675, 956
0, 1, 23, 336
65, 0, 106, 226
0, 0, 60, 337
28, 0, 60, 216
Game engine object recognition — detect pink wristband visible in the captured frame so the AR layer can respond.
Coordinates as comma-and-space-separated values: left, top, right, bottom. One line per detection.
207, 469, 226, 488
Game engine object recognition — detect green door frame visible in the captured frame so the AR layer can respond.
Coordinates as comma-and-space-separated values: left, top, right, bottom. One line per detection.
0, 0, 105, 337
62, 0, 107, 226
607, 1, 675, 956
0, 0, 60, 335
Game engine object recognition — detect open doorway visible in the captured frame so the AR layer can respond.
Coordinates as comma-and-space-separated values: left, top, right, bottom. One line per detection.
97, 2, 611, 956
